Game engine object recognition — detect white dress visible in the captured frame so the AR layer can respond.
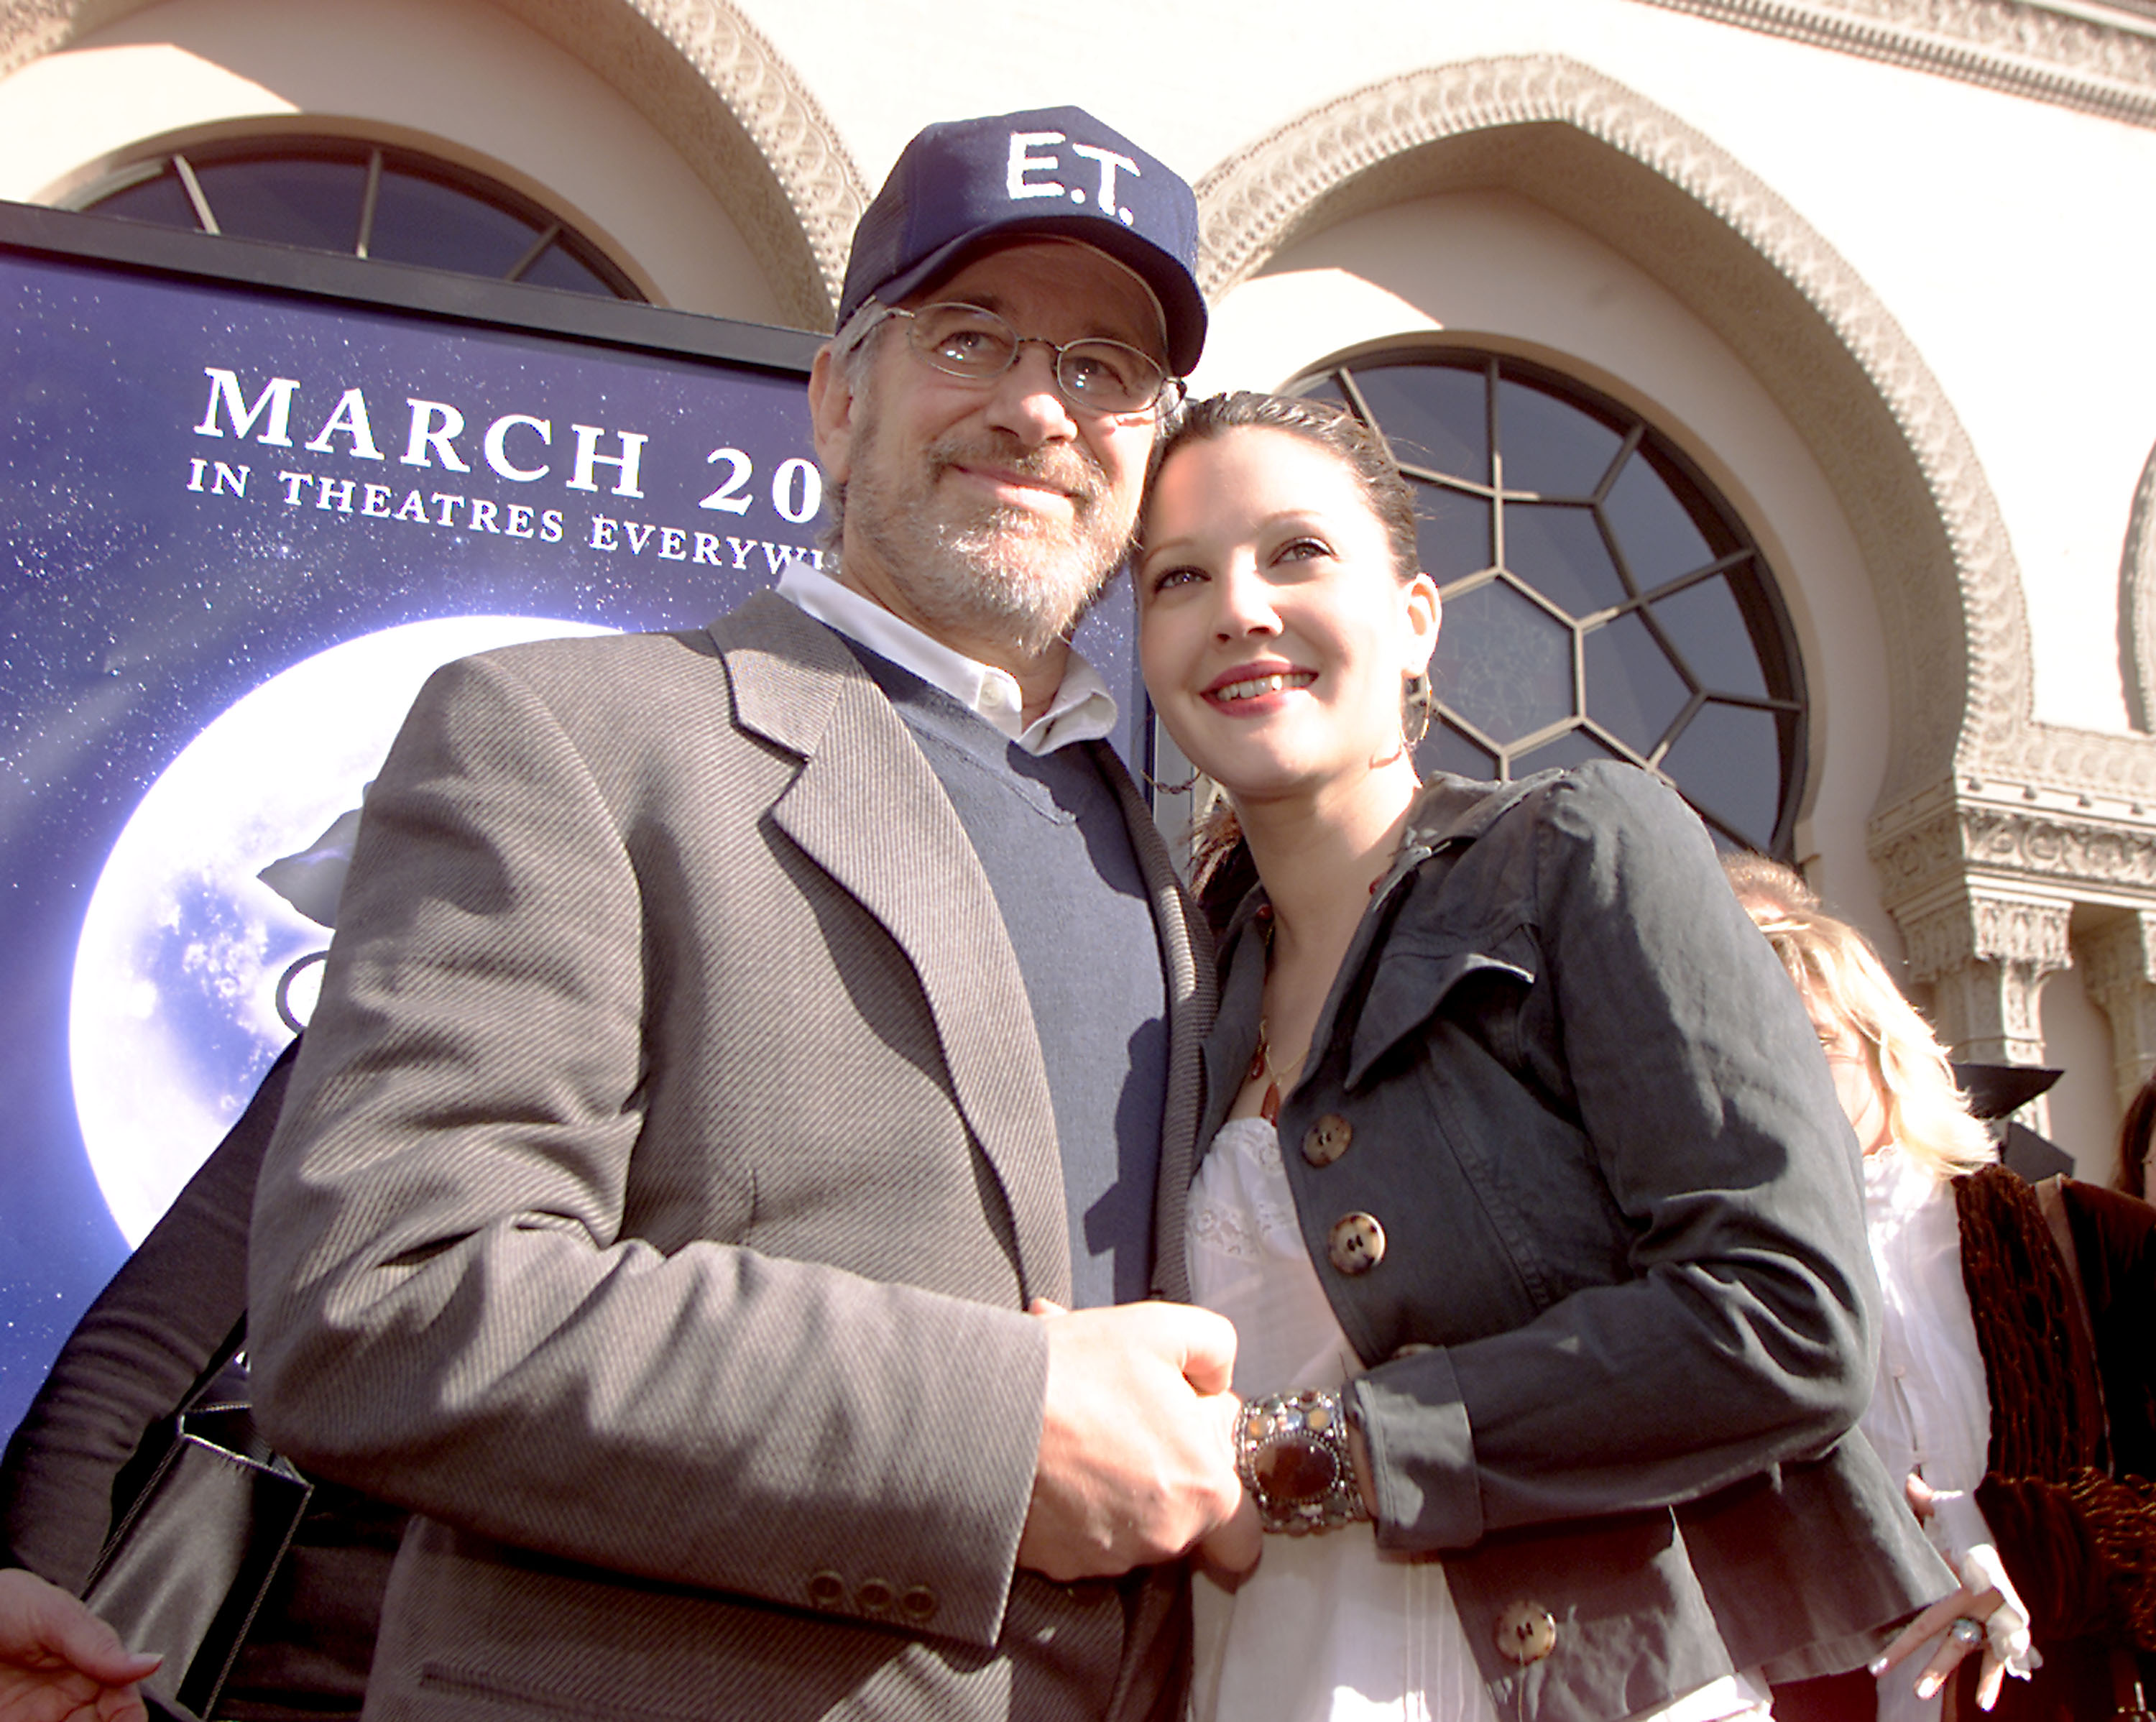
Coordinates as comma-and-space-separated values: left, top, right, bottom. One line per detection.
1857, 1145, 2032, 1722
1185, 1115, 1772, 1722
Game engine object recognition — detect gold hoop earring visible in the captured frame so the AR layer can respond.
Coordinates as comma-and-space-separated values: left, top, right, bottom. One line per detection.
1404, 671, 1433, 750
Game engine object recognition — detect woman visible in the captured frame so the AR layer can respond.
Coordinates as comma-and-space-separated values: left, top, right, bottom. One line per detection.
1730, 856, 2156, 1722
1133, 390, 1948, 1722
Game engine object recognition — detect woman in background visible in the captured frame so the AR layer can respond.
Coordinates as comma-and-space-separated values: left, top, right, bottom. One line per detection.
1730, 855, 2156, 1722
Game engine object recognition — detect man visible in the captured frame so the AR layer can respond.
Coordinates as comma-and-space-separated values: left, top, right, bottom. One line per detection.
249, 107, 1243, 1722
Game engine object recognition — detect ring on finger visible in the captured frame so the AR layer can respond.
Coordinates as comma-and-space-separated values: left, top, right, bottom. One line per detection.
1947, 1617, 1985, 1649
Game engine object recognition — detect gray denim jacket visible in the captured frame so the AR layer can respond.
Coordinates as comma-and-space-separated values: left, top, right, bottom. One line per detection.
1200, 764, 1948, 1722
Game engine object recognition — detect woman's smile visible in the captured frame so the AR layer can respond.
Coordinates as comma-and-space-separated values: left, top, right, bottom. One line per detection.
1205, 663, 1318, 707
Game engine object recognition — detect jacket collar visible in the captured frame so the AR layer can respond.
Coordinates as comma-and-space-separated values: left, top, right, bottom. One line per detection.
1199, 773, 1557, 1155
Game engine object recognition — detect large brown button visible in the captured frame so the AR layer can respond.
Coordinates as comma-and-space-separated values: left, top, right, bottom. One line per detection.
1327, 1212, 1386, 1275
1302, 1113, 1353, 1166
807, 1570, 844, 1609
899, 1585, 939, 1624
1495, 1599, 1557, 1665
856, 1577, 895, 1615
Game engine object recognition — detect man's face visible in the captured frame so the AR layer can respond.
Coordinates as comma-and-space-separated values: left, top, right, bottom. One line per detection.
809, 239, 1169, 663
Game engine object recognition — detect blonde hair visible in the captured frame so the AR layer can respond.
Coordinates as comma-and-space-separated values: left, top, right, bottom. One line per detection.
1724, 855, 1996, 1180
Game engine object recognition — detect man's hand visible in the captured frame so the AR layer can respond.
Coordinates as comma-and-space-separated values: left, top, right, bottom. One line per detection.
1017, 1301, 1245, 1581
0, 1569, 160, 1722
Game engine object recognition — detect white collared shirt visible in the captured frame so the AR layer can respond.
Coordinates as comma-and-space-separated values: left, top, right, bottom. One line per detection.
1859, 1143, 1992, 1505
776, 561, 1117, 755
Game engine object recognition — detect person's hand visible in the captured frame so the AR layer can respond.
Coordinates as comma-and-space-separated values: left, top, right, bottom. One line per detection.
1871, 1582, 2011, 1711
1017, 1299, 1245, 1581
1870, 1476, 2037, 1712
1195, 1493, 1261, 1580
0, 1568, 161, 1722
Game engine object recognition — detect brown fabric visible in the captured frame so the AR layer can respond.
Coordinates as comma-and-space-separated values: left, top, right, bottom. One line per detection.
1952, 1169, 2156, 1718
2065, 1183, 2156, 1484
2070, 1468, 2156, 1651
1953, 1167, 2106, 1481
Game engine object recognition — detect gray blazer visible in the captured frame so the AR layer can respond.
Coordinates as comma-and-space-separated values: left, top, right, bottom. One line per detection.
1200, 764, 1948, 1722
249, 594, 1215, 1722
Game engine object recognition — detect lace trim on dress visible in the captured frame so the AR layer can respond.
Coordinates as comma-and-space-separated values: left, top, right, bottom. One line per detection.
1187, 1117, 1304, 1262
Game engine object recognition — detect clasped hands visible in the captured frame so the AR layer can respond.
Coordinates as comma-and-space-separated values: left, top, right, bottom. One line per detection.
1015, 1299, 1261, 1581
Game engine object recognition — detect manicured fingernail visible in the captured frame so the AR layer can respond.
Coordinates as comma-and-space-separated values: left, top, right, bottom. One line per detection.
1868, 1659, 1889, 1677
1917, 1676, 1942, 1700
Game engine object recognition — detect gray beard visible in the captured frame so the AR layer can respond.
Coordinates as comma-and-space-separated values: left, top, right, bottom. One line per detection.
841, 415, 1131, 660
878, 506, 1118, 659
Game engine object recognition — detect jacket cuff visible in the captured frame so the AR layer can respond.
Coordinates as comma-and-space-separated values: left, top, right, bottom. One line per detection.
1348, 1350, 1480, 1550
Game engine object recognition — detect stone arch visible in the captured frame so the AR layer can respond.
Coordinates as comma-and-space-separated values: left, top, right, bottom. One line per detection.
1192, 54, 2029, 810
0, 0, 866, 329
2122, 438, 2156, 732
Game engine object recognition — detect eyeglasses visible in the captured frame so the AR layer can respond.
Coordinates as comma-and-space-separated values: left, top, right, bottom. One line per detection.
849, 300, 1184, 418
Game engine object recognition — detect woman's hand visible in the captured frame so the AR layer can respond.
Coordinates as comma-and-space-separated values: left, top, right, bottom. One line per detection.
1870, 1475, 2039, 1712
1871, 1582, 2012, 1711
0, 1568, 161, 1722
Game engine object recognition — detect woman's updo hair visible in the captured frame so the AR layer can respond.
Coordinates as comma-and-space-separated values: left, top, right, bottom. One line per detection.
1141, 392, 1422, 584
1139, 392, 1427, 925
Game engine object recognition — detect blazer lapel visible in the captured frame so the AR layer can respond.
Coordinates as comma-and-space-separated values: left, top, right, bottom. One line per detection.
709, 596, 1072, 1307
1092, 745, 1217, 1304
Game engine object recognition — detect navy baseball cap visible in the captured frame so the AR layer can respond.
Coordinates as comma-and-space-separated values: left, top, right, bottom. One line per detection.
838, 106, 1206, 376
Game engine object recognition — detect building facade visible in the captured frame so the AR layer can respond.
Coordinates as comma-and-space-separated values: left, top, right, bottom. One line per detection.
6, 0, 2156, 1177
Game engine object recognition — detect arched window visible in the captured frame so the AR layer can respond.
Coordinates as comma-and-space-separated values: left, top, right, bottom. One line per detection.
1299, 351, 1807, 857
69, 136, 641, 301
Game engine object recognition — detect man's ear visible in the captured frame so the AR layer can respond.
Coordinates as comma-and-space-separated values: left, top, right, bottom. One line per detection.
808, 344, 854, 487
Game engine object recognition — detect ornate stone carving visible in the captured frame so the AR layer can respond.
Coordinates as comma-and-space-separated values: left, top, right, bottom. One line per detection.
598, 0, 863, 322
1899, 891, 2073, 981
1871, 790, 2156, 901
1896, 889, 2072, 1065
1871, 782, 2156, 1101
1629, 0, 2156, 129
2122, 438, 2156, 732
2076, 910, 2156, 1109
0, 0, 137, 80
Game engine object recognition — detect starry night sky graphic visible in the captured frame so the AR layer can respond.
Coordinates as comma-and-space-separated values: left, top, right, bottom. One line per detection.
0, 249, 1143, 1435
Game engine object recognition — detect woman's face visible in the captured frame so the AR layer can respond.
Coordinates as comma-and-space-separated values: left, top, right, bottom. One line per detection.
1803, 993, 1894, 1154
1135, 427, 1439, 805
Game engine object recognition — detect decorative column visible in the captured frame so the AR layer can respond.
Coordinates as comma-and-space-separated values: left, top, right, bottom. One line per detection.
2078, 910, 2156, 1113
1894, 890, 2073, 1077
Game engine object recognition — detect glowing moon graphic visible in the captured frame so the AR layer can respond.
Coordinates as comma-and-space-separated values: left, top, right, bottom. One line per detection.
70, 614, 615, 1245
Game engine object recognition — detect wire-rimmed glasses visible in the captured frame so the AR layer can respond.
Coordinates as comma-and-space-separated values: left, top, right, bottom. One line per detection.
847, 300, 1184, 418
